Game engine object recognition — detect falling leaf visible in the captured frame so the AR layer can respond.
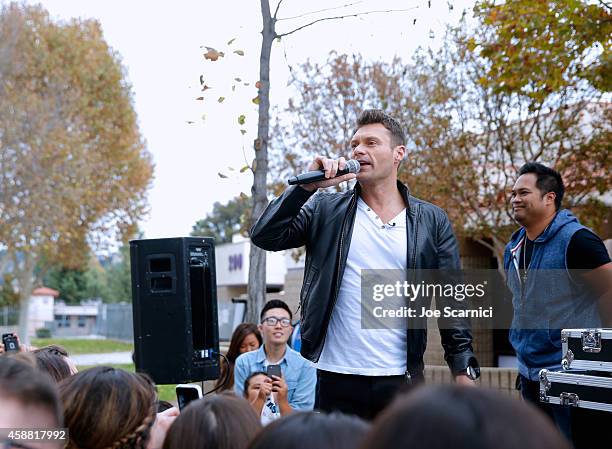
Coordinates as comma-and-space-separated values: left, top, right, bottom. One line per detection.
201, 85, 211, 91
240, 165, 249, 173
255, 81, 262, 89
428, 0, 431, 7
199, 75, 205, 85
238, 115, 246, 125
234, 77, 242, 82
243, 82, 250, 86
233, 50, 245, 56
252, 96, 260, 105
227, 38, 236, 45
204, 47, 224, 61
232, 85, 236, 91
218, 172, 228, 179
186, 120, 195, 124
196, 96, 204, 101
201, 113, 207, 121
218, 96, 225, 103
228, 166, 235, 171
240, 129, 247, 135
413, 18, 417, 25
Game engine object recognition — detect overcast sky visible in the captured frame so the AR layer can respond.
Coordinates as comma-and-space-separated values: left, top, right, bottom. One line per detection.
21, 0, 475, 243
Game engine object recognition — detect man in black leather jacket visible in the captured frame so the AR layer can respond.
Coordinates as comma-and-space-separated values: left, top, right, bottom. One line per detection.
251, 110, 479, 419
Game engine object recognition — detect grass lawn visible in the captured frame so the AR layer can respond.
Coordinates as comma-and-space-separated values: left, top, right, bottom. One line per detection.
76, 363, 177, 404
32, 338, 133, 354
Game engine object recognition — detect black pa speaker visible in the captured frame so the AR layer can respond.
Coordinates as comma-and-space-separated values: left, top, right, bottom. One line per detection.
130, 237, 220, 384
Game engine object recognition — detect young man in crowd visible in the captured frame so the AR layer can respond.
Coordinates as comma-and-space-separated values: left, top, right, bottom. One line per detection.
0, 356, 64, 449
251, 109, 479, 419
234, 299, 316, 419
505, 162, 612, 445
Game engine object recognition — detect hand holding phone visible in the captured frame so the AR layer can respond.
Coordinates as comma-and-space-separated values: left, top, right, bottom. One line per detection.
2, 333, 20, 353
175, 384, 202, 411
266, 364, 282, 378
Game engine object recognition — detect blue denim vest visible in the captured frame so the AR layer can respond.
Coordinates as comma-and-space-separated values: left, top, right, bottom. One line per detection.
503, 210, 601, 380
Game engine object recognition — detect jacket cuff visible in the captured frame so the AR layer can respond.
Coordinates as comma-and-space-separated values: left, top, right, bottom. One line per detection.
446, 352, 480, 376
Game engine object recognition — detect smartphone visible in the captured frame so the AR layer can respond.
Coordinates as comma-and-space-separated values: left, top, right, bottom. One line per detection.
267, 364, 282, 378
2, 333, 19, 352
175, 384, 202, 411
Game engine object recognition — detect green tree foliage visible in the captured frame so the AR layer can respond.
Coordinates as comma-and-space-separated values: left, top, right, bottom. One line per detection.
0, 3, 154, 339
44, 267, 90, 305
473, 0, 612, 99
0, 274, 19, 307
191, 196, 250, 244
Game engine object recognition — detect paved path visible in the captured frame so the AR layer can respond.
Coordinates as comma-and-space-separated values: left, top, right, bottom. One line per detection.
72, 351, 133, 366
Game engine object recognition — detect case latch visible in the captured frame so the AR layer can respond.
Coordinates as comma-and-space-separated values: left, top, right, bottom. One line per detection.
561, 349, 574, 370
581, 330, 602, 353
559, 392, 579, 407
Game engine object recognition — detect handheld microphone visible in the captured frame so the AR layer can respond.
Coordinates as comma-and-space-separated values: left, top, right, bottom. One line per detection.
287, 159, 360, 185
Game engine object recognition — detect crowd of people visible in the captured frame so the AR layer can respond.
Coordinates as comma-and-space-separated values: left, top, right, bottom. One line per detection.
0, 341, 572, 449
1, 108, 610, 448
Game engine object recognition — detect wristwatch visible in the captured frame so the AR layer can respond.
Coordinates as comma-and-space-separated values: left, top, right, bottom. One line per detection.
459, 365, 480, 380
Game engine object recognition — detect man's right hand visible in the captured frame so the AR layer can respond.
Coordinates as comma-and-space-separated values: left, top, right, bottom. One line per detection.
300, 156, 357, 192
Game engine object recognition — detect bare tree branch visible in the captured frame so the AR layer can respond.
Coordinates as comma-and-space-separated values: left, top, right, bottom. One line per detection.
277, 1, 365, 21
277, 6, 419, 38
597, 0, 611, 11
273, 0, 284, 20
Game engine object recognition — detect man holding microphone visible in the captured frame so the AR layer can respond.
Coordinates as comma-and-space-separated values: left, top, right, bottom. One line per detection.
251, 109, 479, 419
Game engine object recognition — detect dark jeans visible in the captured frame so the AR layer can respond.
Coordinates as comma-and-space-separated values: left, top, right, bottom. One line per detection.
316, 369, 409, 420
519, 375, 572, 441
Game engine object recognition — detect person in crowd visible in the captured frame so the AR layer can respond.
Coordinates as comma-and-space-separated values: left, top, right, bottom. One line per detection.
505, 162, 612, 442
359, 385, 571, 449
0, 356, 64, 449
32, 345, 77, 383
215, 323, 262, 392
250, 109, 479, 419
234, 300, 316, 415
59, 366, 178, 449
162, 393, 260, 449
246, 411, 369, 449
243, 371, 277, 425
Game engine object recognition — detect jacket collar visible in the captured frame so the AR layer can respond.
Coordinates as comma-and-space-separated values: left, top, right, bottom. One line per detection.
353, 180, 411, 212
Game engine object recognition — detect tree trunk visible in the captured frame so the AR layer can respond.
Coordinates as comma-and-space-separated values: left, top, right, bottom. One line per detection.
246, 0, 275, 323
16, 253, 36, 345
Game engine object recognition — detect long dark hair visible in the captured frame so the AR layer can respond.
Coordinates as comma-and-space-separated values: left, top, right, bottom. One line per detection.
359, 385, 572, 449
215, 323, 262, 391
247, 412, 369, 449
59, 366, 157, 449
33, 345, 72, 383
163, 393, 261, 449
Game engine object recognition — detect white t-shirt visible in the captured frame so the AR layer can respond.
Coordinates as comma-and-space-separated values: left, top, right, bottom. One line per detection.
317, 197, 408, 376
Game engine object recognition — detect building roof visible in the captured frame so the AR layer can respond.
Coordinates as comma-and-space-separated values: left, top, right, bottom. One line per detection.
32, 287, 60, 297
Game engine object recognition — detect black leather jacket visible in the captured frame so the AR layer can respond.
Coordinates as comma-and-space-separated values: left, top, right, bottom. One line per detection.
251, 181, 478, 381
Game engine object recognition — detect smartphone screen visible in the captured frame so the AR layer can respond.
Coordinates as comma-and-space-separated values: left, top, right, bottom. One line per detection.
267, 364, 282, 378
176, 386, 202, 410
